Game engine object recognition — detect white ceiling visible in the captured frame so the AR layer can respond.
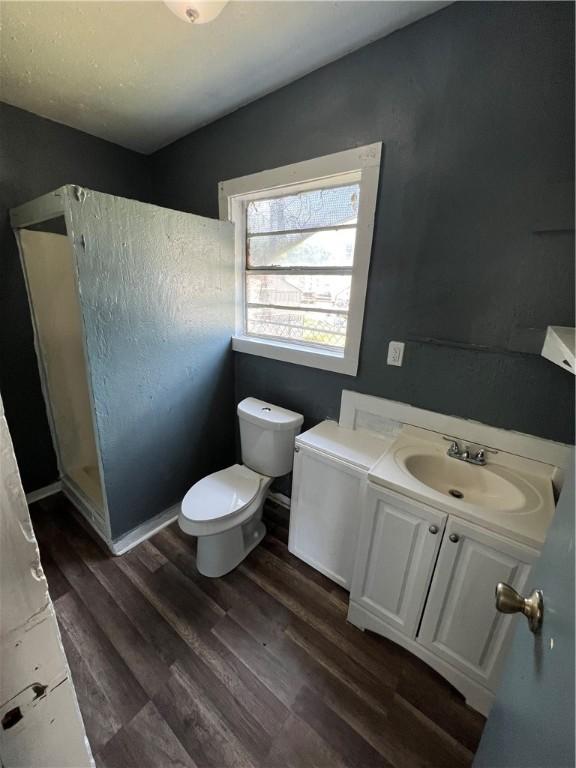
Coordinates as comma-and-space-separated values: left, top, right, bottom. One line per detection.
0, 1, 450, 154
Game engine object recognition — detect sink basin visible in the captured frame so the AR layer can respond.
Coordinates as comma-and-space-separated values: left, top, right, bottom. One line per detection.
368, 427, 556, 547
402, 453, 530, 513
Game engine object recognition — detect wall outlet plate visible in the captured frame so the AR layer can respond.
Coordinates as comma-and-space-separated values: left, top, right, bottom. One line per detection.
387, 341, 405, 367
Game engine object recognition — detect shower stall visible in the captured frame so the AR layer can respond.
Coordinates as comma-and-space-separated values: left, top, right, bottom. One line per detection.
11, 186, 234, 552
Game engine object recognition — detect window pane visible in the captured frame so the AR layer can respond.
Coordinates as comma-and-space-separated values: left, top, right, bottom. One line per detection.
247, 307, 347, 349
246, 273, 351, 311
247, 184, 360, 235
247, 227, 356, 268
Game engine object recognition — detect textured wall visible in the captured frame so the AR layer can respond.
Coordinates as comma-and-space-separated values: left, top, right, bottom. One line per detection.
151, 1, 575, 445
0, 103, 150, 491
67, 190, 235, 539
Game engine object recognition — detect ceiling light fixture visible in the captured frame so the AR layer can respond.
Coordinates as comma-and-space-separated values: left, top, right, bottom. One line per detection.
164, 1, 229, 24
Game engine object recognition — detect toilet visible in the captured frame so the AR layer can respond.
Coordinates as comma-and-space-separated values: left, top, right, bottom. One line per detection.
179, 397, 303, 577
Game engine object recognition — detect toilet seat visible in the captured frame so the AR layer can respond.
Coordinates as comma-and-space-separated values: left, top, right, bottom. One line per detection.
182, 464, 261, 522
180, 464, 268, 538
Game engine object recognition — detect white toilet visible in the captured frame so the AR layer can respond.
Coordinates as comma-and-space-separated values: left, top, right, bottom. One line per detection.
179, 397, 303, 577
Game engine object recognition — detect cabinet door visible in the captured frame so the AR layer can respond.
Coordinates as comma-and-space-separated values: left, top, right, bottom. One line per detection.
350, 486, 447, 637
418, 516, 538, 691
288, 445, 365, 589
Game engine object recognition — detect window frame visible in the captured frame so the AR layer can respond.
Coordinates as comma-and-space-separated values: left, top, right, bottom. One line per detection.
218, 143, 382, 375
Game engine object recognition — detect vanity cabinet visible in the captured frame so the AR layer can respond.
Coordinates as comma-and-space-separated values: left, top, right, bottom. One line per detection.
289, 444, 367, 589
350, 486, 446, 637
348, 484, 539, 714
418, 516, 536, 691
288, 421, 388, 590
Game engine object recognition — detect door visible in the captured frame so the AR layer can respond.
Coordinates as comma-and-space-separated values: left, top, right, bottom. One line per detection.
0, 394, 92, 767
418, 516, 538, 691
289, 445, 365, 588
350, 485, 446, 637
473, 455, 575, 768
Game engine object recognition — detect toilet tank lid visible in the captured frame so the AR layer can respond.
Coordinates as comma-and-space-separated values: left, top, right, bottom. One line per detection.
238, 398, 304, 431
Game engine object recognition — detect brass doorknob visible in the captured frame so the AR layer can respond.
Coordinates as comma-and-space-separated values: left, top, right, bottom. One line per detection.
495, 582, 543, 634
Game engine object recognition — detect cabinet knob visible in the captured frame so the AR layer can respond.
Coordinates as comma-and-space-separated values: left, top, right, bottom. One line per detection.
449, 533, 460, 543
294, 446, 300, 453
428, 525, 439, 534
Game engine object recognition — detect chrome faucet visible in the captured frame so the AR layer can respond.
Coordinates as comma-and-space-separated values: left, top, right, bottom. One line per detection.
443, 437, 495, 466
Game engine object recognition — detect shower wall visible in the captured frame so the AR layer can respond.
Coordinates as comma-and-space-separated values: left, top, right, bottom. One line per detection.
66, 189, 235, 539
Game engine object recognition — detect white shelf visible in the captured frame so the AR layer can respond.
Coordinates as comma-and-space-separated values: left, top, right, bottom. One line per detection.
541, 326, 575, 375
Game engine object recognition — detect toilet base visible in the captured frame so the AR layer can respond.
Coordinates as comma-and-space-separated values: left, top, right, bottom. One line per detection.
196, 516, 266, 578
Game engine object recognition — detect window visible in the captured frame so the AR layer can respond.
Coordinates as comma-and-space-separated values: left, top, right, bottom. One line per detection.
219, 143, 381, 375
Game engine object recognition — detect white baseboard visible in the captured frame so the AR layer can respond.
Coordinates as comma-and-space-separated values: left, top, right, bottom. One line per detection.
110, 504, 180, 556
26, 481, 62, 505
268, 491, 291, 509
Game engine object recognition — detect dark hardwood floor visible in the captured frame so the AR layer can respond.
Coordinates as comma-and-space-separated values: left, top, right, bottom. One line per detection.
30, 495, 485, 768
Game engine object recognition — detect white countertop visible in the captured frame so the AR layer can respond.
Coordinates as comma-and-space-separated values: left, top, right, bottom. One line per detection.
296, 420, 392, 471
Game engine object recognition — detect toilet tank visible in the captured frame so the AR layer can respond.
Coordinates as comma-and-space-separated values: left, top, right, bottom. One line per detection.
238, 398, 304, 477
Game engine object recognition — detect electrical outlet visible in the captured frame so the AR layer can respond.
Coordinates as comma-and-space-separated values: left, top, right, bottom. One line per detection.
387, 341, 405, 367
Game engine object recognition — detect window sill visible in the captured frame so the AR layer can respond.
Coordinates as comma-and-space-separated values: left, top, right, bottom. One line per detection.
231, 335, 358, 375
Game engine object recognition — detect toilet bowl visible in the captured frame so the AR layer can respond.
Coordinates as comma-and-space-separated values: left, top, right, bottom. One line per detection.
180, 464, 272, 577
179, 398, 303, 577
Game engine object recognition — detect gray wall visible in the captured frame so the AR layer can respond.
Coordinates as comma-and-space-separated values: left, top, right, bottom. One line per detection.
151, 1, 575, 446
66, 190, 235, 539
2, 1, 574, 503
0, 103, 150, 491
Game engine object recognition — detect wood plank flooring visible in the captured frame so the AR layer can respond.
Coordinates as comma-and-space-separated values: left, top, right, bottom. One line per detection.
30, 495, 485, 768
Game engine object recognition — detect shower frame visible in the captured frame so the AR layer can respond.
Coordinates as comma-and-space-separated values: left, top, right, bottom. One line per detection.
11, 185, 112, 542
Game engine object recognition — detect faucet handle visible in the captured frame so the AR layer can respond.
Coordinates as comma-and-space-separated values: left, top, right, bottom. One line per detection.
472, 446, 498, 463
442, 436, 460, 454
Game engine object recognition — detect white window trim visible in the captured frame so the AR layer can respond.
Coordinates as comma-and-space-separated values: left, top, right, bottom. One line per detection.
218, 142, 382, 376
